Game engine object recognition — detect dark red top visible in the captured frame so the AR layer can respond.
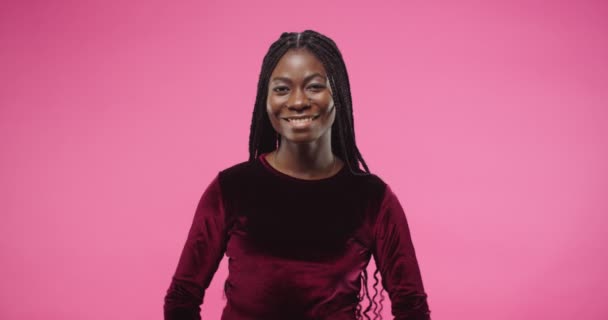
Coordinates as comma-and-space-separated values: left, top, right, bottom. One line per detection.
164, 153, 431, 319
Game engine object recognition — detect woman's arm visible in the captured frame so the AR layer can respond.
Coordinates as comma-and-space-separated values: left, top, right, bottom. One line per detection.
163, 174, 228, 320
372, 184, 431, 320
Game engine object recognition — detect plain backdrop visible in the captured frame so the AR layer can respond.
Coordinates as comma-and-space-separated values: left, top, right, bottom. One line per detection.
1, 0, 607, 319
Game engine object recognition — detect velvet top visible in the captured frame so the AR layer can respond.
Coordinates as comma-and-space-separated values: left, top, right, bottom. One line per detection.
164, 153, 431, 320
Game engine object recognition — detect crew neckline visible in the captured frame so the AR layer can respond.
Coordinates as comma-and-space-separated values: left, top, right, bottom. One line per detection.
259, 152, 347, 183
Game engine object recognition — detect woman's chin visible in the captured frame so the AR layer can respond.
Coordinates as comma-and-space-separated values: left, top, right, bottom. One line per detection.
281, 134, 320, 145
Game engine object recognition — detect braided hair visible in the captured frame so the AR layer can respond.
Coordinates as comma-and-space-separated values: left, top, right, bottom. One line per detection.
248, 30, 371, 176
247, 30, 385, 320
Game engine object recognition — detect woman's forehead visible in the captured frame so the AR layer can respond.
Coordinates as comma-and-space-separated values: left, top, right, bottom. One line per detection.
271, 48, 327, 76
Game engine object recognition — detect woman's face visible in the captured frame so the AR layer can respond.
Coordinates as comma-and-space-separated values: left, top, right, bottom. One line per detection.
266, 48, 336, 145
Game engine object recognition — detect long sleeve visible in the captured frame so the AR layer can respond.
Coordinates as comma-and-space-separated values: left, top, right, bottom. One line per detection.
372, 184, 431, 320
164, 174, 228, 320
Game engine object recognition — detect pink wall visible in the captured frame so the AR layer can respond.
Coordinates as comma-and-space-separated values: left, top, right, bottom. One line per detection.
1, 0, 607, 319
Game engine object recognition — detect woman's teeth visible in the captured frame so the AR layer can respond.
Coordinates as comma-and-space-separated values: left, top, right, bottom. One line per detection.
289, 117, 314, 123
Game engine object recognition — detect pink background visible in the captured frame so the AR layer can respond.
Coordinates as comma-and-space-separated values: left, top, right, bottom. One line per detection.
1, 0, 607, 319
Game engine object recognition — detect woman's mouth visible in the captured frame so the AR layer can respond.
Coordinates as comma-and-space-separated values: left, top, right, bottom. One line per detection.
283, 115, 319, 128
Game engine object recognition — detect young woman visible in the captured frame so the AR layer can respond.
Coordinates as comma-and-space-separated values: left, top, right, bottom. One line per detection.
164, 30, 431, 320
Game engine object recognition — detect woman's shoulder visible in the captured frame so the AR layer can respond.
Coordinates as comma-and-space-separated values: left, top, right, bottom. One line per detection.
216, 159, 259, 188
352, 170, 386, 185
331, 170, 389, 214
347, 170, 388, 192
218, 159, 255, 176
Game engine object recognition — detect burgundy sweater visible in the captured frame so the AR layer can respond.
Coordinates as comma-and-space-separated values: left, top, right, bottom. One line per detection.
164, 153, 431, 320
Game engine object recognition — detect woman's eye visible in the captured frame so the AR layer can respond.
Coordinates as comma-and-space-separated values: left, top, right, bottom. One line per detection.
272, 85, 325, 94
273, 86, 289, 93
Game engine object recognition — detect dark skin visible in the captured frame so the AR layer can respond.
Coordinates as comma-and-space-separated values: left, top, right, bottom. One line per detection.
265, 48, 344, 180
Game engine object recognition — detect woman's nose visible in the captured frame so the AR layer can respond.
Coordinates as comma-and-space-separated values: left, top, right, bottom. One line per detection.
287, 87, 310, 110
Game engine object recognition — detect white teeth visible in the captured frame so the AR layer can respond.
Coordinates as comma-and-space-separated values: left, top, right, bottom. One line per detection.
289, 117, 314, 123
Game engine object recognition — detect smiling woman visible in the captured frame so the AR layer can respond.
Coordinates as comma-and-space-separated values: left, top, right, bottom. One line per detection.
265, 48, 339, 179
163, 30, 431, 320
267, 51, 335, 136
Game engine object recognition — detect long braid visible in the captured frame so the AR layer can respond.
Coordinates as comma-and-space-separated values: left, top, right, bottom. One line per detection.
371, 268, 384, 318
358, 269, 373, 320
247, 30, 383, 319
305, 33, 370, 174
361, 269, 375, 320
374, 269, 386, 316
249, 33, 293, 160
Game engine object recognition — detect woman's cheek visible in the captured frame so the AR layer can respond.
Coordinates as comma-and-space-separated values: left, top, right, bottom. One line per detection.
320, 95, 333, 108
266, 98, 279, 114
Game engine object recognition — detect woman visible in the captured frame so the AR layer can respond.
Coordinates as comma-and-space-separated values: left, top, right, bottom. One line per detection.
164, 30, 431, 320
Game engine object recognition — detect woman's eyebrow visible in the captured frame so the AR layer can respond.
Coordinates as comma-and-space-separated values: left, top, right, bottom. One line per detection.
271, 73, 326, 84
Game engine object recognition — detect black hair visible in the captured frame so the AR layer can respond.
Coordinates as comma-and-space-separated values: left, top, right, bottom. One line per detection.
247, 30, 385, 320
248, 30, 370, 176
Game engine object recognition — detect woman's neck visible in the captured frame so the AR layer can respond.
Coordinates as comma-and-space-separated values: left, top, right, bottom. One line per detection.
269, 139, 342, 180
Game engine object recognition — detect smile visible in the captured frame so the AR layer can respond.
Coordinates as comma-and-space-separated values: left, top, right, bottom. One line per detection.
282, 115, 319, 128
